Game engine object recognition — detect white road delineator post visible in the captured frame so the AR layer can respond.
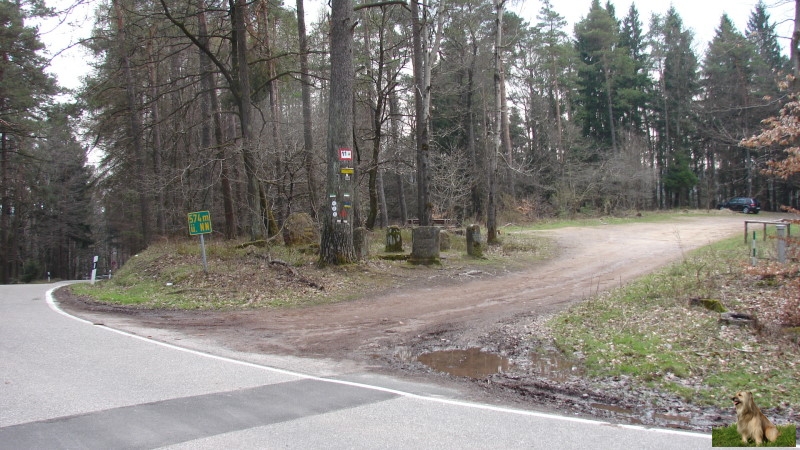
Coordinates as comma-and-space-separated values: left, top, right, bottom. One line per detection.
90, 255, 99, 284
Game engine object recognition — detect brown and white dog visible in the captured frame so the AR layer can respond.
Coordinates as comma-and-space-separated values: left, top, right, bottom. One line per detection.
732, 391, 779, 445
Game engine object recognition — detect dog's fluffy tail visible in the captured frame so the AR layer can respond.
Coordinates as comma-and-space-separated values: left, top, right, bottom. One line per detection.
765, 424, 779, 442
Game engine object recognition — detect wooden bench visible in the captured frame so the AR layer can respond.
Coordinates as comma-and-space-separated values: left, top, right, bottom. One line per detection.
406, 218, 453, 226
744, 219, 792, 243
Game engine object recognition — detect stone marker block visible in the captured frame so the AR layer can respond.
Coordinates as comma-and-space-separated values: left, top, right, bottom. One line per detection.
466, 224, 482, 257
385, 225, 403, 252
411, 226, 440, 264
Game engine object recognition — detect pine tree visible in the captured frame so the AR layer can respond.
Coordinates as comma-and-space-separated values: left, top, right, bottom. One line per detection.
29, 107, 93, 279
702, 15, 760, 199
431, 0, 492, 221
0, 0, 57, 282
650, 8, 699, 208
616, 4, 652, 134
535, 0, 572, 157
747, 1, 788, 76
746, 1, 790, 210
573, 0, 636, 152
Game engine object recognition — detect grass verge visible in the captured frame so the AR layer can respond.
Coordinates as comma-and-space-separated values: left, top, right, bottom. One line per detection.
711, 423, 796, 447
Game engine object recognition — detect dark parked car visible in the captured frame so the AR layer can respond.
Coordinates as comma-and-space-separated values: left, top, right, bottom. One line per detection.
717, 197, 761, 214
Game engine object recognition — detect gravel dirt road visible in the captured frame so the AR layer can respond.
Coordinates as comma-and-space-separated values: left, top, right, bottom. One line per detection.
57, 213, 759, 431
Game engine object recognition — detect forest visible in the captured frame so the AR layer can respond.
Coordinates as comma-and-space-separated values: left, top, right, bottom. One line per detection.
2, 0, 800, 281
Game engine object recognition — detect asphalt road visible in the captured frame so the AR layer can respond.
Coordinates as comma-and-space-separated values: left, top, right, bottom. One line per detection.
0, 282, 711, 449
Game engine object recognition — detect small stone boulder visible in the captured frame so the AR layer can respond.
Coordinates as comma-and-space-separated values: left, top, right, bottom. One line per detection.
283, 212, 319, 247
689, 298, 727, 313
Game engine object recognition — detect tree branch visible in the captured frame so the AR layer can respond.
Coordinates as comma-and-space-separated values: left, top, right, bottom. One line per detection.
354, 0, 407, 11
157, 0, 235, 95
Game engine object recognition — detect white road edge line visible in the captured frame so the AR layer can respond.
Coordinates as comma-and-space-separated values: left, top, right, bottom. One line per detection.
46, 286, 710, 440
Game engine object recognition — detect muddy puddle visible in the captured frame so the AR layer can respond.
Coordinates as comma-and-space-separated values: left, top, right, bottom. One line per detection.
417, 348, 511, 378
590, 403, 692, 427
418, 347, 581, 380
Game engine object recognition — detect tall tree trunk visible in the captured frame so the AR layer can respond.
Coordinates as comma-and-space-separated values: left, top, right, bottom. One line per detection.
500, 58, 514, 198
378, 168, 388, 227
0, 132, 8, 283
364, 16, 385, 231
366, 136, 382, 230
410, 0, 444, 226
319, 0, 356, 265
114, 0, 150, 249
146, 36, 165, 237
231, 0, 264, 241
197, 2, 235, 238
659, 71, 669, 209
390, 91, 407, 225
296, 0, 318, 218
487, 0, 504, 244
793, 0, 800, 85
410, 0, 431, 226
602, 53, 617, 152
0, 44, 7, 282
214, 115, 236, 238
467, 43, 482, 221
258, 4, 283, 234
551, 56, 563, 158
397, 174, 407, 225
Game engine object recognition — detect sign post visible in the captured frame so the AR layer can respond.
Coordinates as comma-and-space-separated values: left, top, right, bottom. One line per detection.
332, 148, 354, 225
188, 211, 212, 273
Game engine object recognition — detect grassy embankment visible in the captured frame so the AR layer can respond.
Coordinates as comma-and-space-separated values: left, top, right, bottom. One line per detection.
69, 220, 552, 309
548, 222, 800, 415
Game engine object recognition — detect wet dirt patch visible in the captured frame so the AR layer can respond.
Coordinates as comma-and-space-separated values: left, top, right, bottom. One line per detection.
590, 403, 643, 425
588, 403, 692, 427
529, 348, 583, 382
417, 348, 511, 378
